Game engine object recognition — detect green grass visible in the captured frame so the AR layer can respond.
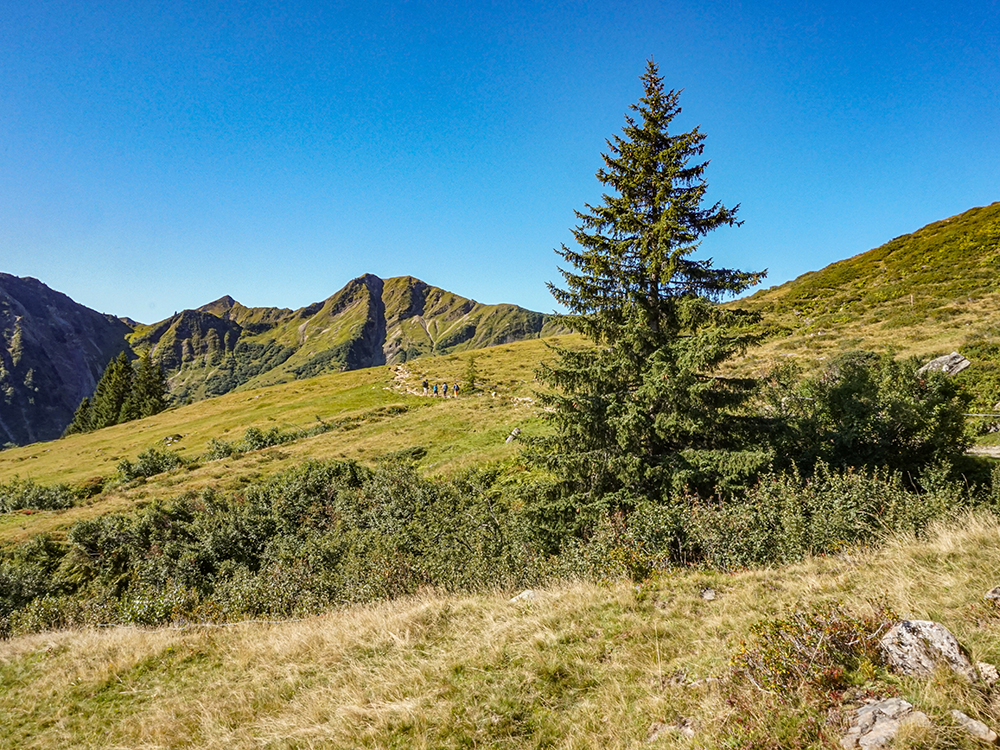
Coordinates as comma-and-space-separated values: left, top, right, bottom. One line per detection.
0, 336, 579, 543
733, 201, 1000, 373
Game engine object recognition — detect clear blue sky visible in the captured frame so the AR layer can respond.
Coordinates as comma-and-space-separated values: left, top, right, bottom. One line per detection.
2, 0, 997, 323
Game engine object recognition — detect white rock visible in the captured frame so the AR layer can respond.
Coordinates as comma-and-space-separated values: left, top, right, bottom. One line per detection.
509, 589, 535, 603
950, 709, 999, 743
842, 698, 929, 749
978, 661, 1000, 687
880, 620, 978, 682
917, 352, 970, 376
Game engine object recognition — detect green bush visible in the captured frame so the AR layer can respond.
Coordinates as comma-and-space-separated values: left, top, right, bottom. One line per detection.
116, 447, 185, 482
762, 352, 970, 479
0, 477, 75, 513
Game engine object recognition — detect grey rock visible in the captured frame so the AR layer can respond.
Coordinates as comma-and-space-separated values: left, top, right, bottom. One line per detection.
978, 661, 1000, 686
841, 698, 930, 749
985, 586, 1000, 601
880, 620, 978, 682
700, 587, 717, 601
917, 351, 970, 376
505, 427, 521, 444
950, 709, 999, 743
509, 589, 535, 603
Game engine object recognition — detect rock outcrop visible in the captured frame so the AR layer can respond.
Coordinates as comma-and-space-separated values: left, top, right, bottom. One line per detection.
840, 698, 931, 749
879, 620, 978, 682
0, 274, 132, 445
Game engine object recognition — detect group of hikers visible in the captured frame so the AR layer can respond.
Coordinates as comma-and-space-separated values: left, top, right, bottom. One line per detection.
421, 379, 460, 398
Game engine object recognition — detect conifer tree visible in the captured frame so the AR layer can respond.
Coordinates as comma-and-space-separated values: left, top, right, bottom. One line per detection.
536, 60, 767, 515
64, 397, 93, 436
90, 352, 134, 430
128, 350, 169, 418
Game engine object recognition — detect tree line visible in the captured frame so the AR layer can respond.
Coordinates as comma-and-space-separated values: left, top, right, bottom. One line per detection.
65, 351, 169, 435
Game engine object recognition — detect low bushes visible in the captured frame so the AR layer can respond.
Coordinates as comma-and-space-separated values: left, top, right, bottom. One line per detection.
0, 477, 75, 512
1, 455, 995, 638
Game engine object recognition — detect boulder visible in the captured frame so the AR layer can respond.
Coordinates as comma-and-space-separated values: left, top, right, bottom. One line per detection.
879, 620, 978, 682
950, 709, 999, 744
917, 352, 970, 376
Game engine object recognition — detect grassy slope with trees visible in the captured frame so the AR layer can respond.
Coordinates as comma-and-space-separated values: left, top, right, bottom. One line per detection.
2, 63, 1000, 748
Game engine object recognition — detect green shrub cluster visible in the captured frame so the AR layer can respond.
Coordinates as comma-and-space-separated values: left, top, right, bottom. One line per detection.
539, 460, 987, 576
0, 460, 548, 636
116, 447, 186, 482
0, 477, 76, 513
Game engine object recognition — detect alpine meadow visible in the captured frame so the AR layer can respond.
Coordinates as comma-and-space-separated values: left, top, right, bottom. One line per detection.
3, 61, 1000, 750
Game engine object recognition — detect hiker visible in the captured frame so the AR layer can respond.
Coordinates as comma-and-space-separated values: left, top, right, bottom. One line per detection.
422, 379, 428, 395
442, 382, 448, 398
453, 383, 459, 397
433, 384, 438, 397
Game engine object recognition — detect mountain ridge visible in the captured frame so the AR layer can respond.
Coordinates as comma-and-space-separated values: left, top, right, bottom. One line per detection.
0, 272, 563, 445
128, 273, 564, 403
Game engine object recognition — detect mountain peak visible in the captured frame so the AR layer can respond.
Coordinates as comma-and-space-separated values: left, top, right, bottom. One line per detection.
197, 295, 239, 315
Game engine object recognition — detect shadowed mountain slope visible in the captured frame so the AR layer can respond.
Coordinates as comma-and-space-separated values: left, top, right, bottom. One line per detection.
0, 274, 132, 445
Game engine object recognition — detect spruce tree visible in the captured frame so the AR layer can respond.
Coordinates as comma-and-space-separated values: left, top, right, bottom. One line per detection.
64, 397, 93, 436
90, 352, 134, 429
536, 60, 767, 516
129, 350, 169, 418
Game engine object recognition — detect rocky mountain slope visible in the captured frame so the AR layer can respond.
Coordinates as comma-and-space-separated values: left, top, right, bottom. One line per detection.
0, 272, 562, 445
130, 274, 564, 403
0, 274, 132, 445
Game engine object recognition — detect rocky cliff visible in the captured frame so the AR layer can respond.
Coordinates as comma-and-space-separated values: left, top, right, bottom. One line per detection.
0, 274, 132, 445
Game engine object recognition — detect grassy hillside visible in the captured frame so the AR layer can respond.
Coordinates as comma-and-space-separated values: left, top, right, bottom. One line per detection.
736, 201, 1000, 371
130, 275, 565, 405
4, 514, 1000, 748
0, 336, 582, 544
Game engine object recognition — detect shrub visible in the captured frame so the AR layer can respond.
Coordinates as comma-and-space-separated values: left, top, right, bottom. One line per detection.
0, 477, 75, 512
732, 601, 897, 694
116, 447, 185, 482
205, 438, 238, 461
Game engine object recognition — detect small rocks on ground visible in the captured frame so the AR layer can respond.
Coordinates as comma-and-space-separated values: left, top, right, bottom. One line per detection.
840, 698, 931, 749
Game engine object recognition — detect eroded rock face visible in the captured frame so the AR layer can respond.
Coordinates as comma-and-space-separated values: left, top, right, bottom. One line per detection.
879, 620, 978, 682
0, 274, 133, 445
840, 698, 931, 749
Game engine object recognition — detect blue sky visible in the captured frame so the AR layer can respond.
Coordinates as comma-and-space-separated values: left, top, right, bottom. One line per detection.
2, 0, 997, 323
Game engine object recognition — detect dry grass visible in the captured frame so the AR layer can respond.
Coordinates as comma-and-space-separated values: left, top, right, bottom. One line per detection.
5, 514, 1000, 748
